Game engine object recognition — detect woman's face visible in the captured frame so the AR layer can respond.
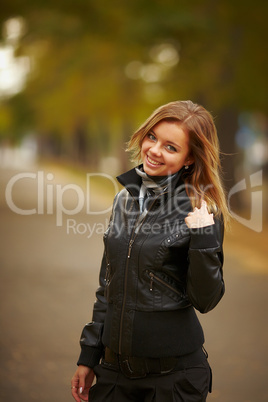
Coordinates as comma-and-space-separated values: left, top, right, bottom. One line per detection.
141, 120, 193, 176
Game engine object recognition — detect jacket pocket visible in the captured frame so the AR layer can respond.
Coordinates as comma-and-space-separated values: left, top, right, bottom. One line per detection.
146, 270, 190, 307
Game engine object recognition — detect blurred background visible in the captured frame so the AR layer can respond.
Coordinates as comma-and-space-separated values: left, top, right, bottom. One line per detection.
0, 1, 267, 401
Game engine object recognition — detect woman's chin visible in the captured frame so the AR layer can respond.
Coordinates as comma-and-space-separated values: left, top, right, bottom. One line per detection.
143, 165, 161, 176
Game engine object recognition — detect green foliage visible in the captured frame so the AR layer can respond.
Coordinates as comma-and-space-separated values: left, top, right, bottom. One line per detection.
0, 0, 267, 162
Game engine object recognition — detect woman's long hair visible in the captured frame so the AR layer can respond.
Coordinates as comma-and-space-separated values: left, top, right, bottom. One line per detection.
127, 100, 231, 227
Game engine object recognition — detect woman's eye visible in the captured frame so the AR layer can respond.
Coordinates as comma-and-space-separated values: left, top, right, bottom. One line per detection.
147, 133, 156, 141
166, 144, 177, 152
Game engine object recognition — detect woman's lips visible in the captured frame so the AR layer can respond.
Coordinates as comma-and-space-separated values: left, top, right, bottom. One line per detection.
147, 155, 163, 166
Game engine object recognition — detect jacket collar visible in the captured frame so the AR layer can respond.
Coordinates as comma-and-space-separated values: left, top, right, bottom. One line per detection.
116, 164, 185, 198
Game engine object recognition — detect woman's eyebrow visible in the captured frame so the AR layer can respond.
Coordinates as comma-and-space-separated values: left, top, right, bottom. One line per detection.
167, 140, 181, 148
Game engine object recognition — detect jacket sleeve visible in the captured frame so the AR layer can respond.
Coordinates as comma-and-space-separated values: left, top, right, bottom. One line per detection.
186, 218, 225, 314
77, 252, 107, 368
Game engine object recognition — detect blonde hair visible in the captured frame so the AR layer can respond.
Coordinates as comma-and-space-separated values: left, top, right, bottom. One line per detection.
127, 100, 230, 227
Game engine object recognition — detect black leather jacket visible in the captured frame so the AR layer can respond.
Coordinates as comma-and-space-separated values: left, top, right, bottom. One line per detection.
78, 167, 225, 368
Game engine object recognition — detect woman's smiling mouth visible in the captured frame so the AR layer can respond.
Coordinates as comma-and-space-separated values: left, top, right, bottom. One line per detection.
147, 156, 163, 166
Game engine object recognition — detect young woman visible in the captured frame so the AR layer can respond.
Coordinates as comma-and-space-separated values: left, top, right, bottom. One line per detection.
71, 100, 229, 402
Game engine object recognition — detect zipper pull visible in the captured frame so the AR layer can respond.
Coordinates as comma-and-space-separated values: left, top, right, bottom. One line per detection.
127, 239, 134, 258
149, 272, 154, 291
105, 263, 110, 284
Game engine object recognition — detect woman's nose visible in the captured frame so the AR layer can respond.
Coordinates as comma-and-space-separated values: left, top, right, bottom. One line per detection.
150, 143, 162, 156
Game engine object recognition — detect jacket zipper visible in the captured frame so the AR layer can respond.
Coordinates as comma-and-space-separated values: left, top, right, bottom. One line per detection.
103, 229, 111, 286
148, 271, 183, 296
105, 262, 111, 284
119, 235, 137, 354
118, 193, 162, 355
127, 239, 134, 258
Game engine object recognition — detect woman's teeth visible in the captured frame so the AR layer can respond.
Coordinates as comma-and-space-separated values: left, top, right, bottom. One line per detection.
148, 156, 162, 165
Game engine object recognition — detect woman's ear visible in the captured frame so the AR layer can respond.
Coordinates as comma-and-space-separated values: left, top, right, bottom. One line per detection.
185, 156, 194, 166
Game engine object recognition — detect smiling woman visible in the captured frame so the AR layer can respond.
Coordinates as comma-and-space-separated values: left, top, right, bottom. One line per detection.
128, 101, 230, 223
71, 100, 229, 402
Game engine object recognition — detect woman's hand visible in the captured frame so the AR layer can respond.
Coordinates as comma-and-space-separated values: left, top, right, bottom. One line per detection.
185, 200, 214, 228
71, 365, 95, 402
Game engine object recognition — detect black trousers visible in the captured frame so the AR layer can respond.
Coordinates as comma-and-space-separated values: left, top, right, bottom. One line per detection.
88, 360, 212, 402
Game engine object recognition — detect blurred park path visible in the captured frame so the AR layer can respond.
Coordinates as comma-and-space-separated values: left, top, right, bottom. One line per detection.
0, 164, 267, 402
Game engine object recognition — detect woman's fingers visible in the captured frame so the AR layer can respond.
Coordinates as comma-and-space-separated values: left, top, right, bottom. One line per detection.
71, 384, 81, 402
71, 366, 92, 402
185, 200, 214, 228
201, 199, 207, 210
